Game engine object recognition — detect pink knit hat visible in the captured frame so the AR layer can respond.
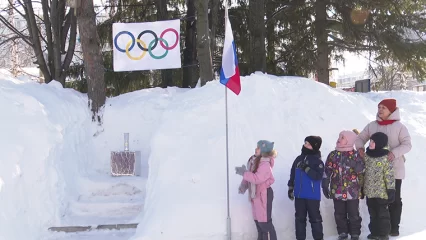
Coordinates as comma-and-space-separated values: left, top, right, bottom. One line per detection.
335, 130, 358, 151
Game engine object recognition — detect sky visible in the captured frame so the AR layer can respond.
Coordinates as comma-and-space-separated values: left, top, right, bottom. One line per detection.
0, 0, 367, 78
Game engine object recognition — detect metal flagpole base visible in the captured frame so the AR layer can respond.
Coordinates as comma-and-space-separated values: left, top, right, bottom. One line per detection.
227, 216, 232, 240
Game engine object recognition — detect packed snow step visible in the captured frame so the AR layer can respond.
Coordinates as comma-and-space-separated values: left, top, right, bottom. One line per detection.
59, 176, 146, 226
46, 228, 136, 240
49, 223, 138, 233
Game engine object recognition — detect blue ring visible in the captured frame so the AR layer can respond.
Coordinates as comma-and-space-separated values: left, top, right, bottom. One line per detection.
114, 31, 135, 53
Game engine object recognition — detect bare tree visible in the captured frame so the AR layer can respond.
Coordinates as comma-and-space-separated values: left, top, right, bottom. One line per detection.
0, 0, 77, 85
373, 62, 407, 91
76, 0, 106, 122
195, 0, 214, 85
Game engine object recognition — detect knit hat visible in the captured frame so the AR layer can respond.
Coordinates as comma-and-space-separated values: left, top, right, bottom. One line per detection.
257, 140, 274, 154
305, 136, 322, 152
336, 130, 357, 151
370, 132, 388, 150
378, 99, 397, 113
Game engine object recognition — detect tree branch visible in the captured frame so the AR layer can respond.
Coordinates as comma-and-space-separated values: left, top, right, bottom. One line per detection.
61, 8, 71, 52
328, 34, 380, 51
50, 0, 62, 79
42, 0, 55, 79
61, 9, 77, 79
24, 0, 50, 82
0, 15, 33, 46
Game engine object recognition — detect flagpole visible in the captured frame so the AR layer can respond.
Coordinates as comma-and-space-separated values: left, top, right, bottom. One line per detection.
224, 5, 232, 240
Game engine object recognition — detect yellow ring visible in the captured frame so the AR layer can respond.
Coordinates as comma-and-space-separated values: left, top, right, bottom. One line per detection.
125, 39, 147, 60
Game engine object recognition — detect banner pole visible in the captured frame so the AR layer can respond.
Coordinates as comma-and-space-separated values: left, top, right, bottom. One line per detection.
224, 5, 231, 240
225, 86, 231, 240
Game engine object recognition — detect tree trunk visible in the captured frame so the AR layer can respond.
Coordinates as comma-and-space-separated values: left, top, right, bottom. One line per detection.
155, 0, 173, 88
249, 0, 266, 73
314, 0, 329, 84
182, 0, 198, 88
77, 0, 106, 122
195, 0, 214, 86
210, 0, 220, 58
266, 0, 276, 74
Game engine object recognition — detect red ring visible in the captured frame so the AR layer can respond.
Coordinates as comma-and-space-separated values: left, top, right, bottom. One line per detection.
160, 28, 179, 50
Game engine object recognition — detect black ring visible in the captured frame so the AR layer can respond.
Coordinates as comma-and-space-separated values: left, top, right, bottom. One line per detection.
137, 30, 158, 51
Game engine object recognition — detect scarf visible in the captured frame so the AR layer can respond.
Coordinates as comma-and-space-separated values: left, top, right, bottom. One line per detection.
301, 146, 321, 156
335, 144, 355, 152
247, 156, 257, 200
377, 119, 397, 126
366, 147, 389, 158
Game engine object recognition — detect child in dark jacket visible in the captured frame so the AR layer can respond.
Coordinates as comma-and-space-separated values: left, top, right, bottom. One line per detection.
288, 136, 325, 240
364, 132, 395, 240
322, 130, 365, 240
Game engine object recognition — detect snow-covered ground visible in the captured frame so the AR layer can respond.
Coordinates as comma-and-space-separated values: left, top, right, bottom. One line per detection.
1, 73, 426, 240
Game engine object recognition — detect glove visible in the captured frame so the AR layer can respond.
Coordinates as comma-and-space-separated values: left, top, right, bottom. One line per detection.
321, 180, 330, 199
235, 165, 247, 176
387, 189, 396, 203
298, 162, 309, 171
360, 187, 365, 200
322, 187, 330, 199
288, 186, 295, 201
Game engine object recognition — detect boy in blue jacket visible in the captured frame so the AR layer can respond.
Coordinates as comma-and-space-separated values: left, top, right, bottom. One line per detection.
288, 136, 325, 240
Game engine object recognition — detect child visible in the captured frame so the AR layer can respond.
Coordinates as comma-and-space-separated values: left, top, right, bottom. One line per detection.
364, 132, 395, 240
288, 136, 324, 240
322, 130, 365, 240
236, 140, 277, 240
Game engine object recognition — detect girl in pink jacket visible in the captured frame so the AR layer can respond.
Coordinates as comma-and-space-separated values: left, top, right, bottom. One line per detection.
236, 140, 277, 240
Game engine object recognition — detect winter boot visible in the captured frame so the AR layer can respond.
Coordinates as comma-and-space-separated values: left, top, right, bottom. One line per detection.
337, 233, 348, 240
389, 230, 399, 237
377, 236, 389, 240
351, 235, 360, 240
367, 234, 378, 240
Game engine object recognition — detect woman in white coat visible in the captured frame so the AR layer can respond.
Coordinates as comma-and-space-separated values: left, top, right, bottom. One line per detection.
355, 98, 412, 237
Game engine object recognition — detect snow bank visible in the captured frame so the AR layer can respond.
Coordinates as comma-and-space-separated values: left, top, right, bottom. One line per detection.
131, 73, 426, 240
0, 77, 90, 240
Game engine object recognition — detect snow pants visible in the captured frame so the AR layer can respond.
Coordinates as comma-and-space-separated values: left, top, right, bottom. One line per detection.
254, 188, 277, 240
367, 198, 390, 237
295, 198, 323, 240
389, 179, 402, 233
333, 199, 362, 236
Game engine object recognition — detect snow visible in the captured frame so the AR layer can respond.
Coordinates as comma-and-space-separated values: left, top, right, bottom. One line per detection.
129, 74, 426, 240
0, 76, 90, 239
1, 72, 426, 240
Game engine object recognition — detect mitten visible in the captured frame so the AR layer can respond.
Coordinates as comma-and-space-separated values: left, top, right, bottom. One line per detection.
238, 185, 244, 194
235, 165, 247, 176
238, 182, 247, 194
288, 186, 295, 201
387, 189, 396, 203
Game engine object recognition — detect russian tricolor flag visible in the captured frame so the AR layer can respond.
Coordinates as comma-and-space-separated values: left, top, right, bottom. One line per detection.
220, 13, 241, 96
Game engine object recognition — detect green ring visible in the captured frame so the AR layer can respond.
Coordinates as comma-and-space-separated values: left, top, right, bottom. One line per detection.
148, 38, 168, 59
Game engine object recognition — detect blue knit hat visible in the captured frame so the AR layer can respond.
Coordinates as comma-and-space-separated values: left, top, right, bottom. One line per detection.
257, 140, 274, 154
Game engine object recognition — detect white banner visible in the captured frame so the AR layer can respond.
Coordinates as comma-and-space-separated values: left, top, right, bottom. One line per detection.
112, 20, 181, 72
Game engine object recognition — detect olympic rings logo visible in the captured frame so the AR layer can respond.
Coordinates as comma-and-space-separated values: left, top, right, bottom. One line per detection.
114, 28, 179, 60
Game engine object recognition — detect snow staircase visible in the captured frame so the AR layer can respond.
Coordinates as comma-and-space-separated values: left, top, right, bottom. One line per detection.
47, 176, 146, 240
